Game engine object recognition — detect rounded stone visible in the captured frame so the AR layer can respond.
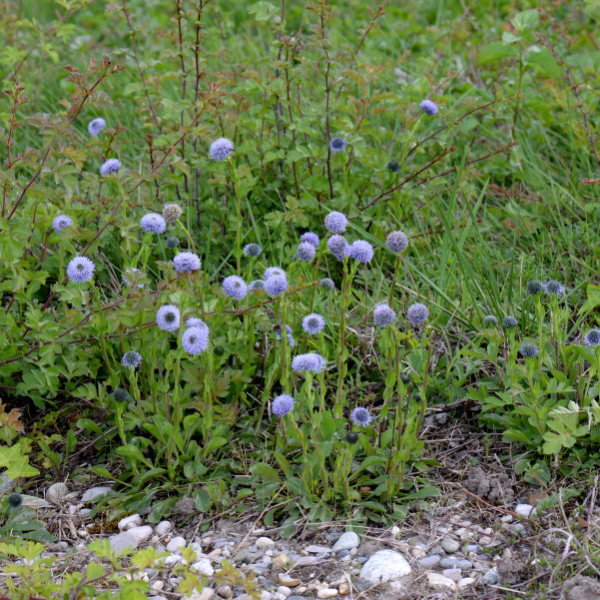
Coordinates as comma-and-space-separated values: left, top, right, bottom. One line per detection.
442, 568, 462, 582
155, 521, 173, 536
441, 539, 460, 553
81, 486, 112, 502
118, 514, 143, 531
109, 532, 138, 554
167, 536, 187, 552
440, 558, 472, 569
332, 532, 360, 552
46, 482, 69, 505
360, 549, 411, 584
418, 555, 440, 569
128, 525, 153, 544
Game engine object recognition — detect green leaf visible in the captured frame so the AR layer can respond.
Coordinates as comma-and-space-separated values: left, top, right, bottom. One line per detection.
478, 42, 517, 65
248, 1, 280, 21
0, 444, 40, 479
400, 486, 440, 500
579, 284, 600, 314
527, 49, 562, 78
250, 462, 282, 483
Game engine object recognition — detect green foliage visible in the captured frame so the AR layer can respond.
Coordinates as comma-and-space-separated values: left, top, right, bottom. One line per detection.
0, 0, 600, 529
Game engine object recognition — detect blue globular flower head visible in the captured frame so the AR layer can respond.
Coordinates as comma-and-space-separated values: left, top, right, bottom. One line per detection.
386, 231, 408, 254
100, 158, 121, 176
67, 257, 95, 284
301, 232, 320, 247
407, 303, 429, 326
350, 407, 373, 427
519, 343, 538, 358
275, 324, 295, 347
121, 351, 142, 369
302, 313, 325, 335
545, 280, 563, 296
156, 305, 180, 332
264, 267, 286, 280
325, 211, 348, 234
162, 204, 183, 224
166, 236, 180, 249
320, 277, 335, 290
502, 315, 518, 329
265, 274, 288, 297
122, 267, 144, 289
8, 493, 22, 509
387, 160, 401, 173
327, 235, 350, 260
182, 326, 209, 355
272, 394, 294, 417
420, 100, 438, 116
483, 315, 498, 327
88, 117, 106, 137
222, 276, 248, 300
329, 137, 347, 153
243, 243, 262, 257
140, 213, 167, 234
52, 215, 73, 233
173, 251, 201, 273
348, 240, 374, 264
249, 280, 266, 291
209, 137, 234, 161
527, 280, 544, 295
292, 353, 326, 373
584, 329, 600, 347
186, 317, 209, 334
297, 242, 316, 263
112, 388, 131, 403
373, 304, 396, 326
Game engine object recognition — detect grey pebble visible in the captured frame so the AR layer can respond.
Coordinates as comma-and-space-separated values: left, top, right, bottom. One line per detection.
440, 558, 472, 569
482, 566, 499, 585
418, 555, 440, 568
467, 544, 479, 553
325, 533, 342, 542
510, 523, 526, 535
442, 568, 462, 582
357, 556, 368, 564
429, 545, 445, 556
441, 539, 460, 553
337, 549, 351, 558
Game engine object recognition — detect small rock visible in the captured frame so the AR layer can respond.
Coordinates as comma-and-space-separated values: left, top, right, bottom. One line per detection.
287, 597, 305, 600
278, 574, 300, 587
215, 585, 232, 599
427, 572, 457, 591
429, 545, 445, 556
515, 504, 536, 518
167, 537, 187, 552
317, 590, 337, 599
128, 526, 153, 544
332, 532, 360, 552
360, 549, 411, 584
155, 521, 173, 536
277, 586, 291, 598
501, 515, 513, 523
482, 566, 499, 585
109, 532, 138, 554
256, 537, 275, 550
411, 547, 427, 559
184, 589, 214, 600
510, 523, 526, 536
467, 544, 479, 553
151, 581, 165, 591
191, 559, 214, 577
458, 577, 475, 588
483, 528, 494, 535
19, 495, 53, 509
440, 558, 472, 569
81, 487, 112, 502
418, 555, 440, 568
390, 526, 400, 537
305, 545, 331, 554
339, 582, 350, 595
479, 536, 493, 545
46, 482, 69, 505
80, 508, 92, 519
118, 514, 143, 531
441, 539, 460, 553
442, 569, 462, 582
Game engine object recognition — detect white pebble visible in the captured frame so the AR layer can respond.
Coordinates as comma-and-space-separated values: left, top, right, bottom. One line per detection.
118, 514, 143, 531
155, 521, 173, 536
166, 536, 187, 552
